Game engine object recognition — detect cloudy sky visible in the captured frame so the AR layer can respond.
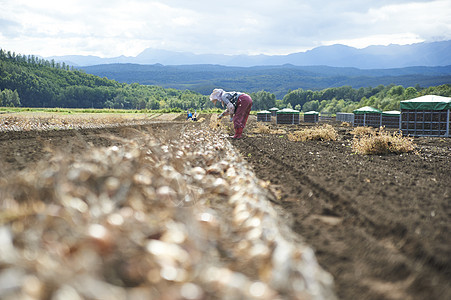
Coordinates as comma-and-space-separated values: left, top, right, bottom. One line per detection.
1, 0, 450, 58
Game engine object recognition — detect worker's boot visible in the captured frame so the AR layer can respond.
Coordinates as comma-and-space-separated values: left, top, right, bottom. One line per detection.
232, 127, 243, 139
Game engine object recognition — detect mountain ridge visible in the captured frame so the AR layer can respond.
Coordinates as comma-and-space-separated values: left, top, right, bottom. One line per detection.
81, 63, 451, 98
49, 40, 451, 69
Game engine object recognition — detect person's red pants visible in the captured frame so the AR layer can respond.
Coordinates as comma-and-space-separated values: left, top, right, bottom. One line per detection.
233, 94, 253, 129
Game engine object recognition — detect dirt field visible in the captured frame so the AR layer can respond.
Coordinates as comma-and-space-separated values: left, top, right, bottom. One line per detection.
0, 113, 450, 299
233, 117, 451, 300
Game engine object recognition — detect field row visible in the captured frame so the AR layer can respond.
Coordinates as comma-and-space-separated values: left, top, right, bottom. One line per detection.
0, 118, 335, 299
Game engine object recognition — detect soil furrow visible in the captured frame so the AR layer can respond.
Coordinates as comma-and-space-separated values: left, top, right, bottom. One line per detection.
232, 121, 451, 300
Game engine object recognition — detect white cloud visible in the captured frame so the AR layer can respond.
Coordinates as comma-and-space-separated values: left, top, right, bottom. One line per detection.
323, 33, 424, 49
0, 0, 450, 57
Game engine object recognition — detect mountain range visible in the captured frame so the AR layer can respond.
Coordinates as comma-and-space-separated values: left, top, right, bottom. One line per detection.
49, 40, 451, 69
80, 63, 451, 98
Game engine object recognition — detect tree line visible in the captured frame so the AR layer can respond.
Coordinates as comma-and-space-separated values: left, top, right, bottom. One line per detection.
285, 84, 451, 113
248, 84, 451, 113
1, 48, 450, 113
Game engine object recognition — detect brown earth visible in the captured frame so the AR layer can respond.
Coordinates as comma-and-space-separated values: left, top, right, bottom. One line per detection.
233, 117, 451, 300
0, 114, 450, 300
0, 120, 186, 176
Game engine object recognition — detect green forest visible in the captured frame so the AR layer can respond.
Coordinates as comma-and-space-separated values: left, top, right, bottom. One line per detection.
1, 49, 450, 113
0, 49, 209, 111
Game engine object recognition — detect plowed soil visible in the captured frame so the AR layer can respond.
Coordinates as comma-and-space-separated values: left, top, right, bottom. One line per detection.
233, 117, 450, 300
0, 114, 450, 300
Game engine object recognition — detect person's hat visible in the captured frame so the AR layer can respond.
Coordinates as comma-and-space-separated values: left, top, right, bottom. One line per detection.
209, 88, 223, 103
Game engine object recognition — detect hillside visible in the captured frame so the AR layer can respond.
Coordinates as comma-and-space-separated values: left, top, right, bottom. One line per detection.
0, 50, 207, 110
81, 63, 451, 98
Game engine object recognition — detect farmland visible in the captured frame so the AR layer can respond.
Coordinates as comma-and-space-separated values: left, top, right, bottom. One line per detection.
0, 112, 450, 299
234, 119, 451, 299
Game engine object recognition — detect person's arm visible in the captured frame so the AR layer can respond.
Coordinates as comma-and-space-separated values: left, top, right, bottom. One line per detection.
219, 103, 235, 118
218, 109, 230, 119
217, 93, 235, 118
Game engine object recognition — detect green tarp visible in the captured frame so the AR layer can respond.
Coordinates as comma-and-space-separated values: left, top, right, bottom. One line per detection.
353, 106, 382, 114
400, 95, 451, 110
277, 108, 300, 114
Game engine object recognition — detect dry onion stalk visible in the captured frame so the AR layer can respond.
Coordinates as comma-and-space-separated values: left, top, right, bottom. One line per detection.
0, 117, 336, 299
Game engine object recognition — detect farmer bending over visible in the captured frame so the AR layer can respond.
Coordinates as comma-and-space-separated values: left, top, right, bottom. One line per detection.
209, 88, 253, 139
